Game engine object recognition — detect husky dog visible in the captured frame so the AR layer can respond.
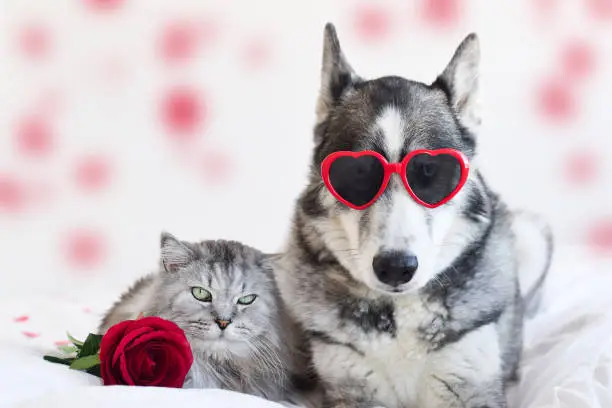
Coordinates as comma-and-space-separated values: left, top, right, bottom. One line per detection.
99, 233, 318, 407
274, 24, 553, 408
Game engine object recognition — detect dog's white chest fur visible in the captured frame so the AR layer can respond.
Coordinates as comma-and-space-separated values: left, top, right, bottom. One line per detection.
357, 296, 431, 407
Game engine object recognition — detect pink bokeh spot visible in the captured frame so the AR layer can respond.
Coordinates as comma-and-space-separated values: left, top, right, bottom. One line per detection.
64, 230, 106, 269
353, 5, 392, 42
99, 57, 128, 85
561, 40, 595, 81
84, 0, 125, 11
14, 315, 30, 323
565, 151, 598, 185
38, 88, 63, 117
587, 0, 612, 20
0, 175, 26, 213
22, 331, 40, 339
160, 21, 198, 63
26, 180, 53, 208
537, 80, 577, 122
16, 116, 54, 158
19, 24, 50, 59
534, 0, 557, 19
161, 87, 206, 139
421, 0, 461, 28
74, 156, 111, 192
243, 39, 271, 70
198, 19, 218, 48
588, 221, 612, 254
54, 340, 71, 346
202, 150, 232, 183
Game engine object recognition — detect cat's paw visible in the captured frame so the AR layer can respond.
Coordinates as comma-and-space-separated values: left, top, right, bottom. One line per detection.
278, 402, 305, 408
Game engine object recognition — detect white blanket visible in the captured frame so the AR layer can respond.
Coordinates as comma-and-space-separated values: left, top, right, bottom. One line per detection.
1, 244, 611, 408
10, 387, 284, 408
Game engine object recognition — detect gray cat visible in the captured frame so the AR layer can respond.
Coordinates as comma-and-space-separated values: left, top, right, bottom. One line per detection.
98, 232, 318, 407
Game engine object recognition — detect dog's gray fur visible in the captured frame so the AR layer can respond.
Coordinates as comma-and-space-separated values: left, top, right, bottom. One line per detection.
274, 24, 553, 408
99, 233, 318, 407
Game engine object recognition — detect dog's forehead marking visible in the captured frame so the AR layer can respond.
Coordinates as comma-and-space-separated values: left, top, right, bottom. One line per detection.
375, 106, 405, 162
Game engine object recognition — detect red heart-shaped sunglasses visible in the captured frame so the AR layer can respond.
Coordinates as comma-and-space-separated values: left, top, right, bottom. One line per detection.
321, 149, 469, 210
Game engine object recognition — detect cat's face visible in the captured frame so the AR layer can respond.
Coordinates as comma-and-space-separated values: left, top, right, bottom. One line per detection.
156, 234, 280, 358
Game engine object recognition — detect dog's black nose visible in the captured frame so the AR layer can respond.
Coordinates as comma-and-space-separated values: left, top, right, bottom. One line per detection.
372, 251, 418, 287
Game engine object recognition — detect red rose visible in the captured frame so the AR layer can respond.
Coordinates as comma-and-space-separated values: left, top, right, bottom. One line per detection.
99, 316, 193, 387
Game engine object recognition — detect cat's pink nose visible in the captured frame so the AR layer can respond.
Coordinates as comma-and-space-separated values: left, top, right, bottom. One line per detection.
215, 319, 231, 330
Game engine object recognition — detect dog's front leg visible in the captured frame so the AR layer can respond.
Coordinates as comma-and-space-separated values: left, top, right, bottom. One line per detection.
419, 324, 507, 408
311, 341, 384, 408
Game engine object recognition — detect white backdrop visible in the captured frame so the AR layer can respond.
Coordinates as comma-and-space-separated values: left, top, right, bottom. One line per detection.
1, 0, 612, 323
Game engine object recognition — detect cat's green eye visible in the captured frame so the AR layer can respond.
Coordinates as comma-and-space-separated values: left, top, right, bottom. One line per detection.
191, 287, 212, 302
237, 294, 257, 305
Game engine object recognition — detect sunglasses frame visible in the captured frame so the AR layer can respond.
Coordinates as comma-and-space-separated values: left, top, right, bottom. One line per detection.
321, 148, 470, 210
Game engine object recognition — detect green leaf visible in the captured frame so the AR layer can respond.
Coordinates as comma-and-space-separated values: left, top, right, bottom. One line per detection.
66, 332, 84, 347
76, 333, 103, 358
58, 345, 79, 355
43, 355, 75, 366
70, 354, 101, 370
85, 365, 102, 378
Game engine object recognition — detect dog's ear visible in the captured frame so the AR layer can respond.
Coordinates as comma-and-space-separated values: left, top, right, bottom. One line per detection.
436, 33, 481, 131
160, 231, 197, 273
316, 23, 361, 125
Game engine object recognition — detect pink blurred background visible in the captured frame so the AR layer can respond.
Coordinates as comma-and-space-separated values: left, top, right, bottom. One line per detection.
2, 0, 612, 314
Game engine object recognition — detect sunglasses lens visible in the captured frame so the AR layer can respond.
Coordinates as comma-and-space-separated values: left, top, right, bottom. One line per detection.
405, 154, 462, 206
328, 155, 385, 207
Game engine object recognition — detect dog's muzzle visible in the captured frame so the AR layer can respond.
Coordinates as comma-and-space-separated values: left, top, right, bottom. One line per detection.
372, 250, 418, 287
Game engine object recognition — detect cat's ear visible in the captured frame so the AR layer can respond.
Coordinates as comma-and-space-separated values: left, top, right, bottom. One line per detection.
160, 232, 197, 273
316, 23, 362, 127
435, 33, 481, 131
257, 253, 279, 272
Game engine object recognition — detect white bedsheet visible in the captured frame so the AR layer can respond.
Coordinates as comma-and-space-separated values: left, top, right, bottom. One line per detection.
1, 244, 611, 408
11, 387, 283, 408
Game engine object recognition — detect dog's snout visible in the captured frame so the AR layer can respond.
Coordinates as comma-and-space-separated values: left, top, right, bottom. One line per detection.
372, 251, 418, 287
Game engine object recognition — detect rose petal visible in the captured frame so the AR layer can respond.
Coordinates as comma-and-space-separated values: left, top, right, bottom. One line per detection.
127, 352, 146, 383
100, 319, 132, 357
123, 330, 188, 354
168, 341, 194, 373
158, 343, 192, 387
118, 353, 136, 385
99, 317, 193, 388
143, 346, 169, 386
173, 343, 193, 369
127, 344, 164, 386
123, 331, 169, 353
150, 344, 170, 372
126, 350, 153, 382
112, 326, 153, 365
128, 317, 184, 335
100, 366, 117, 385
164, 361, 186, 388
141, 352, 157, 380
144, 342, 187, 387
100, 356, 119, 385
155, 349, 180, 387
